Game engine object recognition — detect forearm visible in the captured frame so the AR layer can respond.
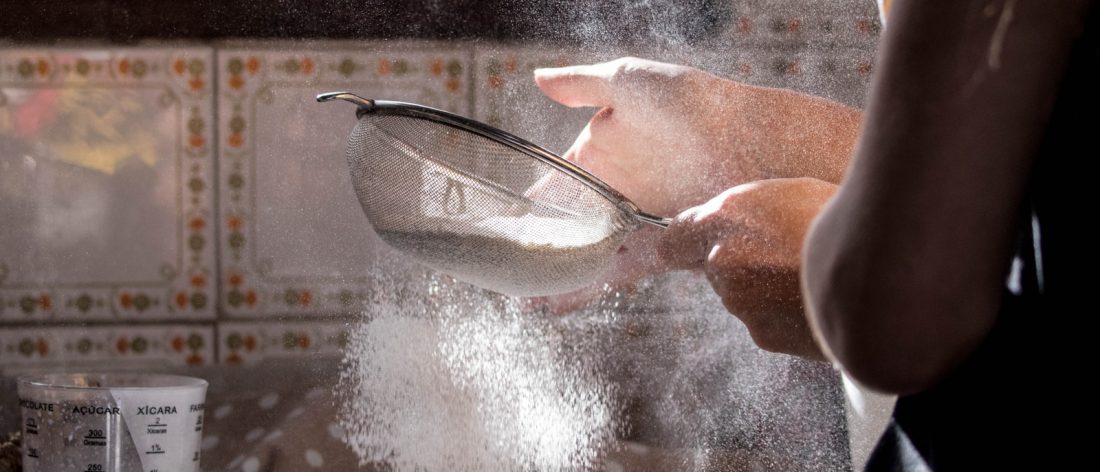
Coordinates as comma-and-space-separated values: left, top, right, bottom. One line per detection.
802, 0, 1089, 394
721, 81, 862, 185
803, 186, 1013, 393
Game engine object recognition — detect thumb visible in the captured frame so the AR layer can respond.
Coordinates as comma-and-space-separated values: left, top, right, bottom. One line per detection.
656, 206, 715, 271
657, 189, 743, 270
534, 62, 617, 108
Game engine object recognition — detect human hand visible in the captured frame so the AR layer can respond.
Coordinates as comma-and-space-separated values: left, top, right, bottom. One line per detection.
530, 57, 858, 311
657, 177, 837, 360
535, 57, 740, 217
535, 57, 860, 217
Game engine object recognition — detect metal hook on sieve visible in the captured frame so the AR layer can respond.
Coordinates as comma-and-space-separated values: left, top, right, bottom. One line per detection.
443, 178, 467, 215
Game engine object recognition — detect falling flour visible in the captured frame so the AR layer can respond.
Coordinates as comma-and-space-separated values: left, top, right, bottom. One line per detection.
337, 275, 622, 471
336, 259, 851, 472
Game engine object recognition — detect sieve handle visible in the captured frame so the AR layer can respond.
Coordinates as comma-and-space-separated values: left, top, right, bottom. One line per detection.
316, 90, 371, 107
636, 212, 671, 228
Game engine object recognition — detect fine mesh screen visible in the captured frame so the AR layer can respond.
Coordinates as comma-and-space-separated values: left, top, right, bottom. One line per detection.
345, 113, 638, 296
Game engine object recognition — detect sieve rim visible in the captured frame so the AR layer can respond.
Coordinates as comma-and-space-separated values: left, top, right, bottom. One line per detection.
370, 99, 643, 219
322, 93, 649, 226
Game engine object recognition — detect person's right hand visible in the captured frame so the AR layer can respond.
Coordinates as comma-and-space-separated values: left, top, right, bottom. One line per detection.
658, 177, 838, 360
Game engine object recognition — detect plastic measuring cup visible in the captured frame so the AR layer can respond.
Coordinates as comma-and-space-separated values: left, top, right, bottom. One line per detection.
17, 373, 207, 472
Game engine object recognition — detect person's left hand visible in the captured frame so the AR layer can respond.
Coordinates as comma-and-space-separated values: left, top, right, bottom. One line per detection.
658, 177, 838, 360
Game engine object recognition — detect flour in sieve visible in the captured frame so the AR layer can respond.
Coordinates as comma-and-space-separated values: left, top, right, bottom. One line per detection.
472, 213, 616, 247
375, 214, 623, 296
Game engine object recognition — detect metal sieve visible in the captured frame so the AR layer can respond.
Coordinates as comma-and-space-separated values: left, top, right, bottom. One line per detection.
318, 92, 670, 297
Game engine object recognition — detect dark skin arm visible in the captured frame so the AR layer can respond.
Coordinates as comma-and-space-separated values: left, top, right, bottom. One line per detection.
803, 0, 1091, 394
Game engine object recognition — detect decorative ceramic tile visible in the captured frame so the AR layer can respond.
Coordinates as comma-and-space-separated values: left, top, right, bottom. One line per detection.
0, 47, 216, 323
735, 50, 812, 92
473, 45, 626, 156
659, 47, 873, 108
706, 0, 881, 49
836, 12, 883, 46
788, 48, 876, 107
217, 321, 348, 364
218, 43, 471, 317
682, 46, 876, 107
0, 324, 214, 368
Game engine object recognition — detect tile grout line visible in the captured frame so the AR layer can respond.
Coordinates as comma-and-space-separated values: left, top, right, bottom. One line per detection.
211, 47, 222, 365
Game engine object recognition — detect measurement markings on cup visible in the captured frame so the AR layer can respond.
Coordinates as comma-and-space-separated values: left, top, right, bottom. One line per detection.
147, 417, 168, 434
192, 403, 205, 432
146, 443, 165, 455
25, 418, 38, 435
83, 429, 108, 446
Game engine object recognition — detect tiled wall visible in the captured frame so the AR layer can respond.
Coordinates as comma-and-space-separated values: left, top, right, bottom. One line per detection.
0, 48, 221, 369
0, 1, 880, 371
215, 44, 471, 319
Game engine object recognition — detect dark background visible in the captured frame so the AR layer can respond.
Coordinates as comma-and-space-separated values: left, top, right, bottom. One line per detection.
0, 0, 729, 43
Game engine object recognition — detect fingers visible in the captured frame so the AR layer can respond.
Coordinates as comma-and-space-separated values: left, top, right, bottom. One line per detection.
656, 190, 739, 270
703, 240, 825, 360
657, 206, 718, 271
534, 57, 687, 109
534, 62, 617, 108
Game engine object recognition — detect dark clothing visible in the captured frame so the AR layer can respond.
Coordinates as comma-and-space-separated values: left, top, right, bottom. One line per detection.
866, 5, 1098, 471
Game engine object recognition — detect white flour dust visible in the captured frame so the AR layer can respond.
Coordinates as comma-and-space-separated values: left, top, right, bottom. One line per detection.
336, 268, 850, 472
337, 275, 621, 471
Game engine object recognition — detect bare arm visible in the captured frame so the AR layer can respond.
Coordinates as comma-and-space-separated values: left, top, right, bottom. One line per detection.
803, 0, 1091, 394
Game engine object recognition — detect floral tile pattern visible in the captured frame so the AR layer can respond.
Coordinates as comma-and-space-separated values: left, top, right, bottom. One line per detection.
217, 321, 348, 364
217, 43, 472, 318
786, 48, 876, 106
0, 47, 216, 323
0, 24, 879, 370
667, 48, 874, 107
0, 324, 214, 368
705, 0, 881, 49
682, 0, 879, 107
473, 46, 626, 155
